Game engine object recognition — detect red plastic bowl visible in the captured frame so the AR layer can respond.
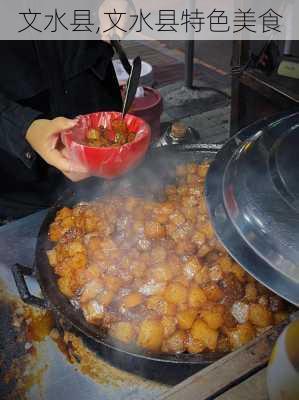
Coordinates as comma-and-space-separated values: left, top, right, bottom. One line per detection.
61, 111, 151, 179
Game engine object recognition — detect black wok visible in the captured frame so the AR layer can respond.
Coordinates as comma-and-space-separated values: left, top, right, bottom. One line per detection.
13, 144, 225, 384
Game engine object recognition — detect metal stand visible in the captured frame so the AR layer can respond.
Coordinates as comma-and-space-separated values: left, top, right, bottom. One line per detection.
185, 40, 195, 88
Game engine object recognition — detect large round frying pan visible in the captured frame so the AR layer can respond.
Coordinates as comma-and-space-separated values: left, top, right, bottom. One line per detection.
13, 144, 224, 384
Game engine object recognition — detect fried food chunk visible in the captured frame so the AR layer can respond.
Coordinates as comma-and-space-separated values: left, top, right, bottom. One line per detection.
228, 322, 256, 349
48, 161, 290, 354
137, 319, 164, 351
248, 304, 273, 328
165, 283, 188, 305
162, 330, 186, 353
110, 322, 135, 344
191, 319, 219, 351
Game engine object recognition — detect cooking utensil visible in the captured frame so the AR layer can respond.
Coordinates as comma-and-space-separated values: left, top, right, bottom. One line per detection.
12, 144, 222, 384
122, 56, 142, 119
120, 85, 163, 141
206, 112, 299, 307
111, 40, 132, 76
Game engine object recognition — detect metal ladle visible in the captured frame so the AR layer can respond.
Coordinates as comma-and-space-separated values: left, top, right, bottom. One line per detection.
121, 56, 142, 119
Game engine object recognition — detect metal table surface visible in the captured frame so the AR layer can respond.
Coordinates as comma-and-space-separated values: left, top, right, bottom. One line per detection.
0, 211, 168, 400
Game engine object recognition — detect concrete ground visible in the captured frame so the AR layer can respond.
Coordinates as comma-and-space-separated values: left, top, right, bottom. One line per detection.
159, 80, 230, 143
123, 40, 232, 143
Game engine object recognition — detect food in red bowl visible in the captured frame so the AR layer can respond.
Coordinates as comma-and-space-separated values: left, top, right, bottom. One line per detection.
61, 112, 151, 179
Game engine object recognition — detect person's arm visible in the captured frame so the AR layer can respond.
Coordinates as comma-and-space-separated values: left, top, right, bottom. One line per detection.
0, 92, 89, 181
0, 92, 42, 168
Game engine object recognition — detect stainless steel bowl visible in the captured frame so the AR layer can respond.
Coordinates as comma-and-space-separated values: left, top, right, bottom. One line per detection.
206, 112, 299, 307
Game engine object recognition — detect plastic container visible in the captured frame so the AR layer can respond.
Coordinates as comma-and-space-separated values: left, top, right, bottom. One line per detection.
122, 86, 163, 141
113, 59, 154, 87
61, 111, 151, 179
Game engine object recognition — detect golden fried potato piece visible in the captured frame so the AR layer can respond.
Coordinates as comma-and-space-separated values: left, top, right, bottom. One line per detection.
245, 282, 258, 302
191, 319, 219, 351
147, 296, 176, 316
137, 319, 164, 351
47, 249, 57, 267
80, 279, 104, 304
164, 283, 188, 305
186, 334, 206, 353
98, 289, 114, 307
230, 263, 246, 283
228, 322, 255, 349
209, 265, 223, 282
177, 309, 198, 330
151, 266, 173, 282
195, 266, 210, 286
161, 316, 177, 337
121, 292, 143, 309
218, 255, 233, 273
192, 231, 206, 248
58, 275, 76, 298
169, 211, 186, 227
104, 275, 122, 292
248, 304, 273, 328
56, 207, 73, 220
188, 287, 207, 308
150, 246, 167, 264
110, 322, 135, 344
201, 309, 224, 330
203, 283, 224, 302
82, 299, 104, 326
162, 330, 186, 353
49, 222, 67, 242
182, 257, 201, 280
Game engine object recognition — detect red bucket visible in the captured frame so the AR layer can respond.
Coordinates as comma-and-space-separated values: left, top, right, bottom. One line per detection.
61, 112, 151, 179
123, 87, 163, 141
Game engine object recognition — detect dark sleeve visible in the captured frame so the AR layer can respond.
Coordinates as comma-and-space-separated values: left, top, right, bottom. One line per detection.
0, 92, 43, 168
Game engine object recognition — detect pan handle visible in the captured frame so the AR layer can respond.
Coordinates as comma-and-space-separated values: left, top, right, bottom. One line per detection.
12, 263, 48, 309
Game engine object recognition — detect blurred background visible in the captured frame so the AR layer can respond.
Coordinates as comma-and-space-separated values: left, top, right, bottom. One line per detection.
118, 40, 299, 144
